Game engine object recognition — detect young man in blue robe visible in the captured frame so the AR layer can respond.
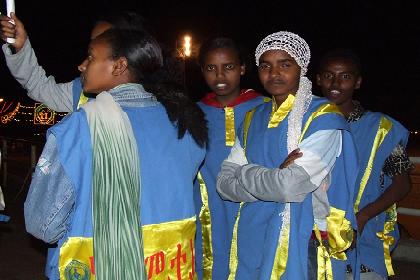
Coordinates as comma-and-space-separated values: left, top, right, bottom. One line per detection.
317, 48, 413, 280
193, 37, 265, 280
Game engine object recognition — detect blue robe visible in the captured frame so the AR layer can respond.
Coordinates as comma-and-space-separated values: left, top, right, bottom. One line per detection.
27, 88, 205, 279
347, 111, 409, 278
232, 96, 358, 280
194, 90, 265, 279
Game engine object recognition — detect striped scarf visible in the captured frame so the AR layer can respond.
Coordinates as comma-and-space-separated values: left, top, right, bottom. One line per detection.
83, 84, 155, 279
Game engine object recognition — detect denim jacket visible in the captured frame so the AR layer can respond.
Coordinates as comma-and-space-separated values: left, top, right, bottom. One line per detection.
24, 134, 75, 243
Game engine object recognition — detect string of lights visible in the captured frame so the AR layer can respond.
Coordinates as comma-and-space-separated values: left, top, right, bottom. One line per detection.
0, 101, 67, 125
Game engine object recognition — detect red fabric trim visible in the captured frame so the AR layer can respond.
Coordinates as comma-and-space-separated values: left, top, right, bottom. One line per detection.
310, 230, 329, 241
200, 89, 261, 108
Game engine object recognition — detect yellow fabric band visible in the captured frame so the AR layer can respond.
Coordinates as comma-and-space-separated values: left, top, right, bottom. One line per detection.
225, 107, 235, 146
59, 217, 197, 280
376, 204, 397, 276
354, 116, 392, 213
77, 92, 89, 109
197, 172, 214, 280
299, 103, 342, 143
228, 202, 244, 280
270, 214, 291, 280
327, 207, 353, 260
267, 94, 295, 128
313, 225, 333, 280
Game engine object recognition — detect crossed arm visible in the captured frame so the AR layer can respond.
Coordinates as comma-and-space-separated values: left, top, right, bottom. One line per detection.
216, 130, 342, 203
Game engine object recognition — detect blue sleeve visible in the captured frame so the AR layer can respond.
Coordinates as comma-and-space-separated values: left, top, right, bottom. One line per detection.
72, 77, 83, 111
24, 134, 75, 243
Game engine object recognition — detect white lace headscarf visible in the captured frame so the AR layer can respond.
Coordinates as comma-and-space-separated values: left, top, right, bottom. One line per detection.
255, 31, 313, 153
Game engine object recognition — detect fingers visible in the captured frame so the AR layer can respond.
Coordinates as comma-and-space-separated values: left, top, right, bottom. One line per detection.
289, 148, 303, 157
286, 149, 303, 162
11, 13, 22, 27
0, 13, 26, 51
0, 14, 16, 40
279, 148, 303, 169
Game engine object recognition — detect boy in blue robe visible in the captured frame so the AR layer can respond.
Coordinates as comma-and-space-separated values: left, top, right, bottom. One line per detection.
193, 37, 265, 279
317, 48, 414, 280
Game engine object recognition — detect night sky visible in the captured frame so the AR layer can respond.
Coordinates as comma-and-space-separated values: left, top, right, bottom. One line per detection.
1, 0, 419, 130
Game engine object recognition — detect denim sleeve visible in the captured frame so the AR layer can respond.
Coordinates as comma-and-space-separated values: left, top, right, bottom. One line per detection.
24, 134, 75, 243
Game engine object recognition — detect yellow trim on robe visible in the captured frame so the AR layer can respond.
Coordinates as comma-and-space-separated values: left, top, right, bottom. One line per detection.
376, 204, 397, 276
228, 203, 244, 280
59, 217, 197, 280
327, 207, 353, 260
197, 172, 214, 280
312, 207, 353, 280
354, 116, 392, 213
299, 103, 342, 143
270, 209, 291, 280
313, 225, 333, 280
77, 92, 89, 109
225, 107, 235, 146
242, 109, 256, 150
267, 94, 295, 128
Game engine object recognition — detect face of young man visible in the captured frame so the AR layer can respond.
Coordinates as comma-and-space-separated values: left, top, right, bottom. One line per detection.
258, 50, 301, 104
201, 47, 245, 105
81, 39, 117, 94
316, 58, 362, 107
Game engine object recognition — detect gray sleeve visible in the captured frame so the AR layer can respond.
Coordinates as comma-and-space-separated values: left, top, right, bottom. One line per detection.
217, 161, 317, 202
24, 134, 75, 243
216, 161, 258, 202
2, 39, 74, 112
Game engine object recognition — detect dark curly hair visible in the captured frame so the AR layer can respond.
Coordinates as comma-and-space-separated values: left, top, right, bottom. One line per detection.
318, 48, 362, 75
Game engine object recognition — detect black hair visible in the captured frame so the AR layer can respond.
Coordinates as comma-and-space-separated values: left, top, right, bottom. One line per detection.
96, 28, 207, 147
198, 37, 246, 67
93, 10, 152, 34
318, 48, 362, 75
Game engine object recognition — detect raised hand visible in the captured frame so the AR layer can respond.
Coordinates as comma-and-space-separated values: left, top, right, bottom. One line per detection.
0, 13, 27, 52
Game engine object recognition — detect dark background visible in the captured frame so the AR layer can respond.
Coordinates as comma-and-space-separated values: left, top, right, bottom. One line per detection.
0, 0, 419, 130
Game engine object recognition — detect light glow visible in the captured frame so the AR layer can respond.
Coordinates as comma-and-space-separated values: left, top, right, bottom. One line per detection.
183, 35, 191, 57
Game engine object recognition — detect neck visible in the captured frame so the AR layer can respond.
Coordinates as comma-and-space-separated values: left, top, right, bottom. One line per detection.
338, 100, 355, 118
274, 93, 292, 107
215, 91, 241, 107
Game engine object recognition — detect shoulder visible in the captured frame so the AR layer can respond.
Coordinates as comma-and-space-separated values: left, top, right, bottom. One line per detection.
247, 97, 272, 115
307, 96, 344, 121
303, 96, 349, 132
308, 96, 339, 113
367, 111, 408, 134
48, 110, 88, 138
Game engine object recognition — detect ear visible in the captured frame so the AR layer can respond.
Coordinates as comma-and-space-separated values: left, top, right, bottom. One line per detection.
240, 64, 246, 75
112, 57, 129, 76
355, 76, 362, 89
